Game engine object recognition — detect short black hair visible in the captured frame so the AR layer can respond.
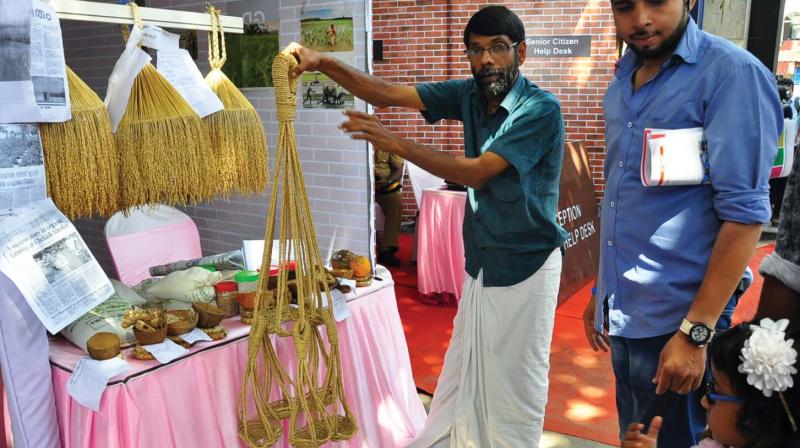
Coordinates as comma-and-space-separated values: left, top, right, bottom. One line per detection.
463, 6, 525, 48
778, 76, 794, 89
709, 324, 800, 448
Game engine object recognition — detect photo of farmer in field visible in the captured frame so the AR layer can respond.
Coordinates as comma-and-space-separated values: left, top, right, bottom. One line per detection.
300, 6, 354, 109
223, 0, 280, 88
300, 6, 353, 53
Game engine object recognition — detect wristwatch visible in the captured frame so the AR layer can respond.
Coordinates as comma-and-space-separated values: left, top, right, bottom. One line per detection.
679, 319, 715, 347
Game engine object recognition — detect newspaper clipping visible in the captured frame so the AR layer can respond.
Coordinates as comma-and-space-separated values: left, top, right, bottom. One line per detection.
0, 0, 70, 123
0, 199, 113, 334
0, 123, 47, 209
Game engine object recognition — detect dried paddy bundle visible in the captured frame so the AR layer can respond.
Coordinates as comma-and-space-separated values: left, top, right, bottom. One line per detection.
39, 67, 119, 219
204, 6, 269, 197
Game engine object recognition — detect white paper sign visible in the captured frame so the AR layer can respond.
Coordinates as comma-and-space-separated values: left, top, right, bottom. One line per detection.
143, 338, 189, 364
104, 26, 151, 132
243, 240, 296, 271
179, 327, 213, 345
0, 124, 47, 209
157, 49, 223, 118
142, 25, 180, 51
331, 278, 354, 321
0, 198, 114, 334
67, 356, 130, 411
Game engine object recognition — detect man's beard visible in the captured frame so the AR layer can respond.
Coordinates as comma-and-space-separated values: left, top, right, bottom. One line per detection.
472, 55, 519, 101
628, 7, 689, 60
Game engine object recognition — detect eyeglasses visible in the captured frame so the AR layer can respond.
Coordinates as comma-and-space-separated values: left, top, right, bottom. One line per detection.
706, 380, 745, 405
464, 42, 520, 59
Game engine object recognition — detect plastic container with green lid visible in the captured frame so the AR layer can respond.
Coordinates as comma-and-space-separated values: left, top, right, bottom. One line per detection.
235, 271, 259, 323
235, 271, 260, 283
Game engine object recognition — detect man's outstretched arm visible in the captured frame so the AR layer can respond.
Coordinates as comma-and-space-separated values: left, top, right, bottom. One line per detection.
289, 43, 424, 110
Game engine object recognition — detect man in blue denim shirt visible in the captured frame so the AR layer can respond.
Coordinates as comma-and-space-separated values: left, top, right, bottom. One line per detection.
292, 6, 567, 446
582, 0, 782, 446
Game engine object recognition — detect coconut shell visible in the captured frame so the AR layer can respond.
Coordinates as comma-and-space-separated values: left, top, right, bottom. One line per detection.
87, 332, 121, 360
193, 302, 226, 328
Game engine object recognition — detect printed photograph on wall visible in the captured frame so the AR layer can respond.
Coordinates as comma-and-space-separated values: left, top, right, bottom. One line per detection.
223, 0, 280, 88
301, 53, 355, 110
301, 4, 354, 109
300, 5, 353, 53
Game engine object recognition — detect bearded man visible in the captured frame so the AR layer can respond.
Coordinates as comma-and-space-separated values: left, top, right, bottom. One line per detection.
582, 0, 782, 446
291, 5, 567, 447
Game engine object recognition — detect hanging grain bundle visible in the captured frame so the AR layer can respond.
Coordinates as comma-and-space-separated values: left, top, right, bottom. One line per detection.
204, 6, 269, 197
237, 45, 356, 448
115, 2, 214, 210
39, 67, 119, 219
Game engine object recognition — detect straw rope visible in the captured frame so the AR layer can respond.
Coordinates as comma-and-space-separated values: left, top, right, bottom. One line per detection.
204, 6, 269, 197
237, 46, 356, 448
115, 2, 215, 211
39, 67, 119, 219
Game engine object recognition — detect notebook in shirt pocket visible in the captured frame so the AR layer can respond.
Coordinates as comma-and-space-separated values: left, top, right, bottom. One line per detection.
648, 100, 704, 130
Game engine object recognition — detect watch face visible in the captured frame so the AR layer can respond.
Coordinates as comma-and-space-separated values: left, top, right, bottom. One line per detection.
690, 325, 710, 344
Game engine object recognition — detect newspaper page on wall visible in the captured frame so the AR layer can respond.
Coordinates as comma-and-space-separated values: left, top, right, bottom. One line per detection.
0, 124, 47, 208
0, 0, 41, 123
0, 0, 70, 123
0, 199, 113, 334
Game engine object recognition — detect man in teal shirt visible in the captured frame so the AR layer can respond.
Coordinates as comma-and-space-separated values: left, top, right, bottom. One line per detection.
292, 6, 566, 446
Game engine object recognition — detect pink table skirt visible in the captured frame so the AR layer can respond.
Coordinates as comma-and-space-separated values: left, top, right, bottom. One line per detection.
416, 188, 467, 300
49, 278, 426, 447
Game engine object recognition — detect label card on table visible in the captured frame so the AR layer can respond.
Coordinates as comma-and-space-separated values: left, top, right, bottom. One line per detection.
143, 339, 189, 364
179, 328, 213, 345
67, 356, 130, 411
331, 279, 355, 322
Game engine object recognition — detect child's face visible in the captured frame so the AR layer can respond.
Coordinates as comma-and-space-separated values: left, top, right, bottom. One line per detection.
702, 365, 747, 448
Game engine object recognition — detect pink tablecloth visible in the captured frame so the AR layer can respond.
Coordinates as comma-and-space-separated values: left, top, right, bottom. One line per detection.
416, 187, 466, 300
49, 276, 425, 447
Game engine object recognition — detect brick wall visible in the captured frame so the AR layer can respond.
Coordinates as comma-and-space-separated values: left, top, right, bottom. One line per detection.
61, 0, 371, 276
371, 0, 617, 221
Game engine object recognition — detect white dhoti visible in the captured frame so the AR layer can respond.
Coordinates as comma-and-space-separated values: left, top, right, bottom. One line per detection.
406, 249, 562, 448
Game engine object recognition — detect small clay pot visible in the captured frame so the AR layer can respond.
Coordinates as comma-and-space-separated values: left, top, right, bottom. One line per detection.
87, 332, 121, 360
193, 302, 226, 328
166, 309, 198, 336
133, 325, 167, 346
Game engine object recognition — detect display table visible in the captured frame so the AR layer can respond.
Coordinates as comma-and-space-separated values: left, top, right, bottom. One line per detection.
416, 187, 466, 304
48, 272, 426, 447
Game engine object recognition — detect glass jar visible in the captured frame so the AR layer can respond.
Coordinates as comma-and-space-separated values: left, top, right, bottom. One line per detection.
214, 281, 239, 318
235, 270, 259, 324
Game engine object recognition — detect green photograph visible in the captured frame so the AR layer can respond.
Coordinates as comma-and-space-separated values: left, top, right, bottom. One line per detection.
301, 7, 353, 53
223, 1, 280, 88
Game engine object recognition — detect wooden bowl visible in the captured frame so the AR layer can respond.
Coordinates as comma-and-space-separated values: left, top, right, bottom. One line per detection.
166, 309, 198, 336
193, 302, 226, 328
133, 325, 167, 346
87, 332, 121, 360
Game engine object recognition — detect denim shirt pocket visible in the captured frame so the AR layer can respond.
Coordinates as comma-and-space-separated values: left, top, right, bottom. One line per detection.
648, 100, 704, 129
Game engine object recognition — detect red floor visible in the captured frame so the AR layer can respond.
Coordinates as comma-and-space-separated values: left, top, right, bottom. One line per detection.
392, 233, 773, 445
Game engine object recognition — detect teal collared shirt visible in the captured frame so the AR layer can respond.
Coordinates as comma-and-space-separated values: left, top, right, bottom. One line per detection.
416, 75, 567, 287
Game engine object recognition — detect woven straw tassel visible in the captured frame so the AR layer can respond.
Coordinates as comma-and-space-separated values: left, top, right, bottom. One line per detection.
39, 67, 119, 219
204, 6, 269, 197
237, 46, 356, 448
